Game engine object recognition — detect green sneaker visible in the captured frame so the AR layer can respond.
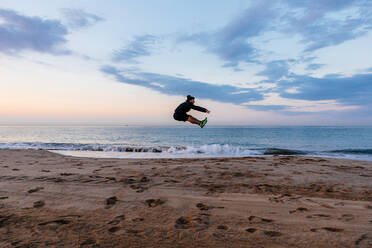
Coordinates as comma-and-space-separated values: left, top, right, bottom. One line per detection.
199, 118, 208, 128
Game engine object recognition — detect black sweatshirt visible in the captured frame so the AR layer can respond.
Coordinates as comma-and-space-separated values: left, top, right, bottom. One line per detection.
174, 101, 207, 115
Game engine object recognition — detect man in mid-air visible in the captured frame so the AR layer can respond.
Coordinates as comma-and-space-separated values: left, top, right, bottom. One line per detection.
173, 95, 210, 128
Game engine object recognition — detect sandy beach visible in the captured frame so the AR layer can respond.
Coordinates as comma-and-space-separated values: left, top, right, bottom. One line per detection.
0, 149, 371, 247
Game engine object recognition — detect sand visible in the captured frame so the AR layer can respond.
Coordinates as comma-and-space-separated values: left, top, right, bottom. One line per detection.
0, 149, 371, 248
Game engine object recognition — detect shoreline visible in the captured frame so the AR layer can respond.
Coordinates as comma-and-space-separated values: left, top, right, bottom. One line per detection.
50, 149, 372, 162
1, 149, 371, 247
2, 147, 372, 162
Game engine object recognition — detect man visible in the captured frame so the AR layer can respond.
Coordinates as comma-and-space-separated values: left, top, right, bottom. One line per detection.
173, 95, 210, 128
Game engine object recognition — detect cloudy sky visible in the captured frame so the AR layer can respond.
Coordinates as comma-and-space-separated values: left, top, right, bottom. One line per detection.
1, 0, 372, 125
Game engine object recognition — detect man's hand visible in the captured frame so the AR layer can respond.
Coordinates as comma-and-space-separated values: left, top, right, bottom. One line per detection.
206, 110, 210, 114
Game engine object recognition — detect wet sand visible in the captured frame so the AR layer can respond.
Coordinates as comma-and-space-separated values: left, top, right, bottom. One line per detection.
0, 149, 371, 247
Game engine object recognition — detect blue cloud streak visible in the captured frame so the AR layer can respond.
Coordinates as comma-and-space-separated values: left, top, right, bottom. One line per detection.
101, 65, 263, 104
179, 1, 275, 69
102, 64, 372, 114
0, 8, 70, 55
256, 60, 290, 81
279, 73, 372, 106
62, 9, 104, 29
178, 0, 372, 69
112, 35, 158, 63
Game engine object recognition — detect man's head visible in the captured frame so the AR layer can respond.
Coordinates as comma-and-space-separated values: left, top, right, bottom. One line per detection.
187, 95, 195, 104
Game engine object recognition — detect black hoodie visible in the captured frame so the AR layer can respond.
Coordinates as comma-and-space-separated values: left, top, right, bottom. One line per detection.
174, 101, 207, 115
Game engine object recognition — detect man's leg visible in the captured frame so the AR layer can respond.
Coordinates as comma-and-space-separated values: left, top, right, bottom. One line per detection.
187, 116, 200, 125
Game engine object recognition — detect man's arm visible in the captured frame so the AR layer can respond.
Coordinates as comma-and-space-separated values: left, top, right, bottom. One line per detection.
191, 104, 207, 113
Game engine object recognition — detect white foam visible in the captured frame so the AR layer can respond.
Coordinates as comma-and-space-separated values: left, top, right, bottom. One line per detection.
2, 142, 372, 161
0, 142, 261, 157
167, 144, 260, 156
51, 145, 261, 159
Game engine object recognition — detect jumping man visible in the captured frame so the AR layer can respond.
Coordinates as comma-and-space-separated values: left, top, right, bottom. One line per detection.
173, 95, 210, 128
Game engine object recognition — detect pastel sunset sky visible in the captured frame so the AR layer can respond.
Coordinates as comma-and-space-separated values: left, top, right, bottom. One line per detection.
1, 0, 372, 125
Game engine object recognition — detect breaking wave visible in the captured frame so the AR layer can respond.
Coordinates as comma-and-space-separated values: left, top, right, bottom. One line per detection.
1, 142, 371, 160
0, 142, 308, 156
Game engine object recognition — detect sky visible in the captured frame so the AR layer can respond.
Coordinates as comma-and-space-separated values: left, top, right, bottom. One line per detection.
0, 0, 372, 125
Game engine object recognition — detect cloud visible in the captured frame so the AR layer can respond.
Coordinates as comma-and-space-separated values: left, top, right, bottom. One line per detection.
278, 73, 372, 107
101, 65, 263, 104
112, 35, 159, 63
281, 0, 372, 52
246, 68, 372, 114
283, 0, 357, 21
179, 0, 276, 69
294, 17, 371, 53
62, 9, 104, 29
245, 104, 288, 111
101, 0, 372, 116
256, 60, 290, 81
102, 56, 372, 115
0, 8, 70, 55
306, 63, 324, 71
245, 92, 359, 113
178, 0, 372, 69
323, 73, 344, 78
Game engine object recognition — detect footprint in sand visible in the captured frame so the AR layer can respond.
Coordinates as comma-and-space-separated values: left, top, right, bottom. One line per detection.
140, 176, 150, 182
33, 200, 45, 208
196, 203, 224, 211
193, 214, 210, 230
108, 226, 120, 233
28, 187, 44, 194
306, 214, 331, 219
263, 230, 282, 237
54, 178, 64, 183
216, 225, 228, 230
130, 184, 148, 193
108, 215, 125, 225
355, 233, 372, 246
248, 216, 273, 223
145, 199, 165, 207
289, 207, 309, 214
338, 213, 354, 221
123, 178, 136, 184
322, 227, 344, 232
132, 217, 144, 222
246, 228, 257, 233
60, 173, 74, 176
106, 196, 118, 207
196, 203, 210, 211
0, 215, 12, 228
38, 219, 70, 226
311, 227, 344, 232
175, 216, 193, 229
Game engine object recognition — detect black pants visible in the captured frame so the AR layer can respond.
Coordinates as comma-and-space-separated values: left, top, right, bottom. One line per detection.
173, 112, 189, 122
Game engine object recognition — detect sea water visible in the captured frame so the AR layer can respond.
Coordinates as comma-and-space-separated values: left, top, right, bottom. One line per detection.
0, 125, 372, 161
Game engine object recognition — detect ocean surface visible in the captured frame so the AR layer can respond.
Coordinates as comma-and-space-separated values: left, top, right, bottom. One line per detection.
0, 126, 372, 161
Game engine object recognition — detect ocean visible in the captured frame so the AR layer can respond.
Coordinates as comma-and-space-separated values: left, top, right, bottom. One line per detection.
0, 125, 372, 161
